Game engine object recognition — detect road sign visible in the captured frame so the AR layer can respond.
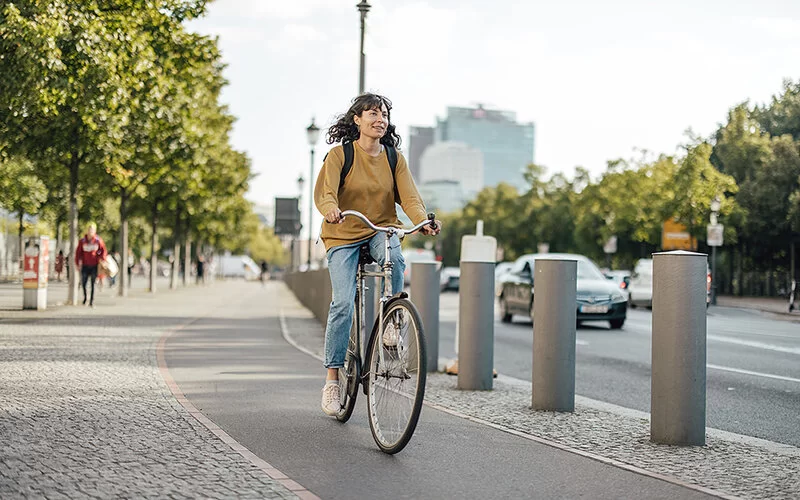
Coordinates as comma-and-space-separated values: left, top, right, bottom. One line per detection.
707, 224, 724, 247
603, 235, 618, 254
662, 218, 697, 251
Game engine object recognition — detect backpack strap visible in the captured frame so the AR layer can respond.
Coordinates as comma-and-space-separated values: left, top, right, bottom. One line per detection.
338, 142, 399, 202
338, 141, 355, 191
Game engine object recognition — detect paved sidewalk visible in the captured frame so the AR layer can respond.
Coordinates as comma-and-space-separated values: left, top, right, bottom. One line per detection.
715, 295, 799, 319
279, 283, 800, 500
0, 282, 303, 499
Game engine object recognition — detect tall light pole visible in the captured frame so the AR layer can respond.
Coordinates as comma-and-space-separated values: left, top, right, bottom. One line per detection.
357, 0, 371, 94
709, 196, 722, 305
306, 118, 321, 270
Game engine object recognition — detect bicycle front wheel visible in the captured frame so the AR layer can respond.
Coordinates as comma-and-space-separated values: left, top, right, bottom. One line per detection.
365, 298, 426, 454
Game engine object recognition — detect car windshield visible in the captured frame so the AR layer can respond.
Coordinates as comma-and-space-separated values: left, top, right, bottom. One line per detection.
517, 256, 606, 280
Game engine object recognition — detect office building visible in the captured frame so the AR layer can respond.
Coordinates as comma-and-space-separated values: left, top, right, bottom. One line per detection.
419, 142, 484, 200
407, 126, 434, 180
435, 105, 535, 187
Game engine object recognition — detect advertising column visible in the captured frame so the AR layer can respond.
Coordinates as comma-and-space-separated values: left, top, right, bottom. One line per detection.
23, 236, 49, 310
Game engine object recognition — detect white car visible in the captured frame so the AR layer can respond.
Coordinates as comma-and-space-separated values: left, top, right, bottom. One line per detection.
627, 259, 653, 308
494, 262, 514, 296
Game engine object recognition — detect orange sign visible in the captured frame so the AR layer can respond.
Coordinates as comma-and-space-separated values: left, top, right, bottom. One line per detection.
661, 218, 697, 251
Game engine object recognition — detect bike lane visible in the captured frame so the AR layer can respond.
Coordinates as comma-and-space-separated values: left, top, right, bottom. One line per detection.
163, 282, 716, 500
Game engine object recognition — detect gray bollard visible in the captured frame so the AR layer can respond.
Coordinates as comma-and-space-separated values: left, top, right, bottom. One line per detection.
457, 262, 495, 390
532, 259, 577, 411
410, 262, 440, 372
651, 250, 707, 446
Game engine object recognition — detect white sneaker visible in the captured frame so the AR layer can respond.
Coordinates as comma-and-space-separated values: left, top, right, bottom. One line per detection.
321, 382, 341, 416
383, 322, 399, 348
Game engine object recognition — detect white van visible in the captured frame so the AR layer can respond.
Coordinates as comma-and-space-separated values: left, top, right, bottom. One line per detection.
628, 259, 653, 308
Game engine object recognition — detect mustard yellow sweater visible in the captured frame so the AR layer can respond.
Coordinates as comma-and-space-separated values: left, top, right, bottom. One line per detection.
314, 142, 427, 250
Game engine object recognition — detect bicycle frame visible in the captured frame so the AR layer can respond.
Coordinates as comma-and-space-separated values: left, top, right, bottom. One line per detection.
342, 210, 435, 372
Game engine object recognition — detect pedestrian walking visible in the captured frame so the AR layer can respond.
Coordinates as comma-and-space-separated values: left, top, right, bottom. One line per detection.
314, 93, 441, 416
75, 222, 107, 307
127, 249, 135, 288
260, 260, 269, 285
196, 254, 205, 285
55, 250, 65, 281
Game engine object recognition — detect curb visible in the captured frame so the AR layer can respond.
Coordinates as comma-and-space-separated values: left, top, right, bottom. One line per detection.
157, 315, 320, 500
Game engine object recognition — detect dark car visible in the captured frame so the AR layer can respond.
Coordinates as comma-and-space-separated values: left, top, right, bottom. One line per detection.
498, 253, 628, 329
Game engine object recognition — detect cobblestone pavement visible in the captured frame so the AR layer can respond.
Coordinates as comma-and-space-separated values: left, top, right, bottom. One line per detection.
279, 282, 800, 500
0, 282, 300, 499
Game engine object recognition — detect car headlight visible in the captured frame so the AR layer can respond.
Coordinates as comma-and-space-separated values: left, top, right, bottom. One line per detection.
612, 292, 626, 303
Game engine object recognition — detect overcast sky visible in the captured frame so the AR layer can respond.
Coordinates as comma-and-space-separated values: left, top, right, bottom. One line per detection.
187, 0, 800, 238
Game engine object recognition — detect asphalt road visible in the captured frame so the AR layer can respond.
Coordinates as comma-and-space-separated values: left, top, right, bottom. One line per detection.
164, 283, 713, 500
437, 292, 800, 447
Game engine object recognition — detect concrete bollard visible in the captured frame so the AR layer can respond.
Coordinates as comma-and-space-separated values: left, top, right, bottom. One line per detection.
410, 262, 440, 372
651, 250, 707, 446
532, 259, 577, 411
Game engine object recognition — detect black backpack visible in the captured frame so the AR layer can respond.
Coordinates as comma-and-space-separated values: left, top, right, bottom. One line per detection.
329, 141, 399, 200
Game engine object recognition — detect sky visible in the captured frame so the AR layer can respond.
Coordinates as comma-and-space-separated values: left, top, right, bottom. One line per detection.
187, 0, 800, 240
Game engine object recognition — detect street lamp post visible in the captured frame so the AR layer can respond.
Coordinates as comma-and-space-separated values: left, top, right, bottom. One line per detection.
709, 196, 722, 305
356, 0, 371, 94
306, 118, 321, 270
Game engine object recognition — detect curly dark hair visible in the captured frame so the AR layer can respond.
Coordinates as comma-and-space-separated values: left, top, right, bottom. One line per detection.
326, 93, 402, 148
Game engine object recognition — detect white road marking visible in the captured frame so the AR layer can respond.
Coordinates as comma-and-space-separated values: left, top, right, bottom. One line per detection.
576, 339, 589, 346
707, 364, 800, 384
707, 334, 800, 355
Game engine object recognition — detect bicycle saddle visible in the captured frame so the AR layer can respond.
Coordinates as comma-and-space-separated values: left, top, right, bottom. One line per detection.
358, 244, 376, 265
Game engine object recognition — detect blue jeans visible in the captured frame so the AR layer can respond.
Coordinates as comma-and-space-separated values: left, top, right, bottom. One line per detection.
324, 232, 405, 368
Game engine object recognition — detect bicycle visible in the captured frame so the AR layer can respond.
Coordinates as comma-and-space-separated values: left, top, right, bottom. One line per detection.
332, 210, 437, 454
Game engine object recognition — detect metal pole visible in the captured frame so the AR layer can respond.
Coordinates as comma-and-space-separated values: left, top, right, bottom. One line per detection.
411, 262, 440, 372
357, 1, 370, 94
457, 262, 495, 390
307, 148, 314, 269
651, 250, 707, 446
532, 259, 577, 411
711, 245, 717, 305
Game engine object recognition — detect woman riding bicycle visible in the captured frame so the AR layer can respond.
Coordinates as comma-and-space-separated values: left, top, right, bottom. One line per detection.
314, 93, 442, 416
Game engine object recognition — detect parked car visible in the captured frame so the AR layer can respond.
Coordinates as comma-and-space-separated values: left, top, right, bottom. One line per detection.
498, 253, 628, 329
494, 261, 515, 296
627, 259, 653, 308
402, 248, 436, 286
440, 266, 460, 291
628, 258, 711, 308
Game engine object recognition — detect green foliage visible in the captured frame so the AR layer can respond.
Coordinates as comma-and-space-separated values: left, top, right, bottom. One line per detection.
0, 156, 47, 218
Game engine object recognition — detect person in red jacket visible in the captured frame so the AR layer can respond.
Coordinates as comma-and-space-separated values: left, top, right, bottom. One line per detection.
75, 222, 107, 307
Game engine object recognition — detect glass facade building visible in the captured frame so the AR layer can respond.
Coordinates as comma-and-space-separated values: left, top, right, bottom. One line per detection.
435, 105, 535, 188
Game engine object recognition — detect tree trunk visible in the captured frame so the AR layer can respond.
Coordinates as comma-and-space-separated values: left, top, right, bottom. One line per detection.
170, 205, 181, 290
67, 161, 79, 305
118, 190, 129, 297
736, 241, 744, 296
183, 214, 191, 287
149, 200, 158, 293
17, 211, 24, 273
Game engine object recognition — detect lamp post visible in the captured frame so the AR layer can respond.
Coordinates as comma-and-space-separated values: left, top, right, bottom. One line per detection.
709, 196, 722, 305
306, 118, 321, 270
356, 0, 371, 94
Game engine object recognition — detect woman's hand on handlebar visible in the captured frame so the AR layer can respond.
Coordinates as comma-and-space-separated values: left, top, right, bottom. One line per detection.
325, 207, 343, 224
420, 219, 442, 236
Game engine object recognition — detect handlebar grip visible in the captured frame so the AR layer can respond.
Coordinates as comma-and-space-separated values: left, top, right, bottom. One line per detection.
427, 212, 437, 231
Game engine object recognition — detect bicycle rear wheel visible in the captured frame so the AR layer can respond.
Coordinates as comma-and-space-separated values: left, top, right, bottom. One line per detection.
365, 298, 426, 454
336, 299, 360, 422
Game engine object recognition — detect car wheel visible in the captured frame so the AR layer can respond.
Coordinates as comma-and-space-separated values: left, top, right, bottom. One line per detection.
528, 301, 535, 323
610, 318, 625, 329
628, 295, 637, 309
500, 296, 512, 323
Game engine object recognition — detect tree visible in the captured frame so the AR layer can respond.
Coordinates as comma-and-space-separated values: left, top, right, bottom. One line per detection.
0, 157, 47, 266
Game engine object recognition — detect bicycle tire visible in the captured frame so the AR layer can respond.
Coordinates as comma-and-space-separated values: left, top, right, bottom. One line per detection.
364, 298, 426, 454
336, 298, 360, 422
